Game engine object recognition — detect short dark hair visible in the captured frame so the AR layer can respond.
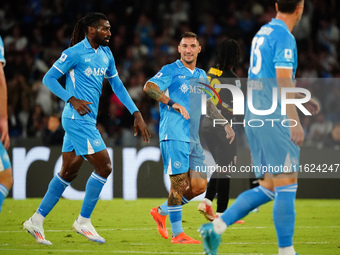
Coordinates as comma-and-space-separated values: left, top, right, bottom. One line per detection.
215, 39, 240, 70
69, 12, 108, 47
277, 0, 303, 14
180, 32, 198, 42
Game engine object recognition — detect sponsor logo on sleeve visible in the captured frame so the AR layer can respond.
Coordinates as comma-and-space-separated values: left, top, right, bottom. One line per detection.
284, 49, 292, 59
59, 53, 68, 63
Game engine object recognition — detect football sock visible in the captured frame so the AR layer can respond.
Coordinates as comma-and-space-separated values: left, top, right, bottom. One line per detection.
168, 205, 183, 237
159, 200, 168, 216
77, 215, 91, 224
213, 217, 227, 234
37, 173, 70, 217
158, 196, 190, 216
274, 183, 297, 248
0, 184, 9, 213
216, 175, 231, 213
80, 172, 107, 218
205, 171, 218, 201
181, 195, 190, 205
279, 245, 296, 255
204, 198, 212, 206
31, 211, 45, 226
220, 186, 274, 226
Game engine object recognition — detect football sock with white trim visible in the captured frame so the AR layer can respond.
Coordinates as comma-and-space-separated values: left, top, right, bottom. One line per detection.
274, 183, 298, 249
37, 173, 70, 217
80, 172, 107, 218
0, 184, 9, 213
158, 196, 190, 216
220, 186, 274, 227
168, 205, 183, 237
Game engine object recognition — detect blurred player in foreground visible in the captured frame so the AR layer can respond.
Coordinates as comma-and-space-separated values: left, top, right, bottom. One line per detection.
199, 1, 319, 254
0, 35, 13, 213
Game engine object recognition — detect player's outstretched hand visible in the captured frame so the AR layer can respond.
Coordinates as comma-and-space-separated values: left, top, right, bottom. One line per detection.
133, 111, 151, 143
172, 103, 189, 120
0, 118, 10, 149
224, 124, 235, 144
290, 123, 304, 146
68, 96, 92, 116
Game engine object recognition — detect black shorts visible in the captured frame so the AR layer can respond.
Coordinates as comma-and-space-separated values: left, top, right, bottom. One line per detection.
200, 117, 237, 168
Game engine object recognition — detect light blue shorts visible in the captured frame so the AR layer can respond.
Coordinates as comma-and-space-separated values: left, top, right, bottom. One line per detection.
245, 120, 300, 178
160, 140, 205, 175
62, 118, 106, 156
0, 143, 11, 172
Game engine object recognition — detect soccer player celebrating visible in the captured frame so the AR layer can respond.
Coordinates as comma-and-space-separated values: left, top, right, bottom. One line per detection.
0, 35, 13, 213
23, 12, 150, 245
144, 32, 235, 244
199, 1, 319, 255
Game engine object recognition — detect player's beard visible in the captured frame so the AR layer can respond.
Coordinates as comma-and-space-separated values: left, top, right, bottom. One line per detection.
182, 54, 195, 64
94, 33, 110, 46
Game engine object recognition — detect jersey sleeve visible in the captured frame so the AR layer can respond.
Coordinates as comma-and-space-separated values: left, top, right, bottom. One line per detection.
105, 48, 118, 79
0, 36, 6, 66
52, 47, 78, 75
148, 64, 173, 91
107, 75, 138, 114
273, 31, 296, 69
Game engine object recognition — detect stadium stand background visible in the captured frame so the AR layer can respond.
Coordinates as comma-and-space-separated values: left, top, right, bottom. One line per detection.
1, 0, 339, 148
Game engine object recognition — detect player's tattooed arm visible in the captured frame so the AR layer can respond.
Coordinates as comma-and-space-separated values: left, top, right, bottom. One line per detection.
207, 99, 235, 144
143, 81, 189, 120
143, 82, 170, 104
207, 98, 224, 120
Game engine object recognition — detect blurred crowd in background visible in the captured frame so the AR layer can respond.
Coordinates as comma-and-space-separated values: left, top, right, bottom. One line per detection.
1, 0, 340, 149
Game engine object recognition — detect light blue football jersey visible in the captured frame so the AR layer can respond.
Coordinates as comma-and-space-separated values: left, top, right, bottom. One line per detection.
0, 36, 5, 65
53, 37, 117, 123
247, 18, 297, 119
148, 59, 209, 143
0, 36, 11, 170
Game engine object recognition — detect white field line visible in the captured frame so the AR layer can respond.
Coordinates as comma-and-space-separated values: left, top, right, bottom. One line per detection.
0, 248, 319, 255
1, 225, 339, 233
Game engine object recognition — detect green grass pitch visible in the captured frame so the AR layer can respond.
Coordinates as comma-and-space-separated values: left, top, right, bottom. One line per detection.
0, 198, 339, 254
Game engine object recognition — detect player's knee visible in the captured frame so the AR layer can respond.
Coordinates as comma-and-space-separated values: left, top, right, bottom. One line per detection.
59, 168, 79, 182
104, 164, 112, 177
191, 182, 207, 196
1, 168, 13, 189
7, 175, 13, 189
98, 164, 112, 179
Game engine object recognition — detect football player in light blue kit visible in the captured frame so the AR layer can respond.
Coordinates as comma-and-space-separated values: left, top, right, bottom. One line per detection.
144, 32, 235, 244
23, 12, 151, 245
0, 36, 13, 213
199, 1, 319, 255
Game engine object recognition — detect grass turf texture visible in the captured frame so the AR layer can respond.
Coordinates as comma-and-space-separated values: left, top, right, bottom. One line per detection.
0, 198, 339, 255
